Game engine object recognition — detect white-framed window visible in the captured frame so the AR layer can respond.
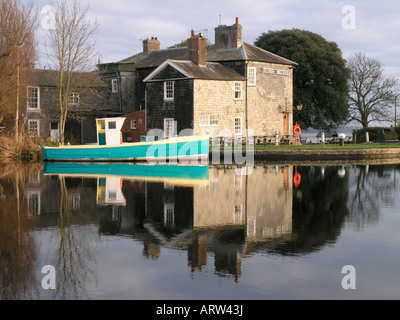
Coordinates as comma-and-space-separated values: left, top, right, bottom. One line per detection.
248, 67, 256, 86
131, 119, 137, 130
28, 119, 40, 137
234, 117, 242, 136
199, 114, 220, 127
111, 79, 118, 93
108, 121, 116, 129
68, 92, 80, 105
164, 81, 174, 101
27, 87, 40, 110
234, 82, 242, 100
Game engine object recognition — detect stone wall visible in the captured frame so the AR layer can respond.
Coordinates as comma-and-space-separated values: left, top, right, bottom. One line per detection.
247, 62, 294, 137
193, 79, 247, 137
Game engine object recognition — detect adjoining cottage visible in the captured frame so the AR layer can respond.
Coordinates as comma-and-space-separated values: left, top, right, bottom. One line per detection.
24, 68, 122, 144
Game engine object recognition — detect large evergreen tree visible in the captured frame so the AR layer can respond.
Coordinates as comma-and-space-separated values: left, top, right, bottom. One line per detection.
255, 29, 350, 130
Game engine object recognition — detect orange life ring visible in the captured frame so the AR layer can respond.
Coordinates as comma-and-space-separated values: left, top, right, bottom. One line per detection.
294, 125, 301, 136
294, 173, 301, 187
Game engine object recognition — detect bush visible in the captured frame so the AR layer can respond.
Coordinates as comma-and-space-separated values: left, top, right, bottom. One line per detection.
0, 133, 44, 163
353, 127, 398, 143
395, 127, 400, 140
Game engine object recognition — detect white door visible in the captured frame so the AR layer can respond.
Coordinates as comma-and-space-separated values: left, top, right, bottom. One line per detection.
164, 118, 175, 138
50, 122, 60, 142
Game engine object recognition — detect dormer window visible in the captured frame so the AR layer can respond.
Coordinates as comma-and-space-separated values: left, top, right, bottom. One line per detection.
68, 93, 80, 105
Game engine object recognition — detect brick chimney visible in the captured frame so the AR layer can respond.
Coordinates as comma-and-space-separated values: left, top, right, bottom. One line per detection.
143, 37, 160, 53
188, 29, 208, 66
214, 17, 242, 50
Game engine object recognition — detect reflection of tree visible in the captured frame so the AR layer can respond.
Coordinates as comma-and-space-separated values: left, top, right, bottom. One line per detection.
347, 165, 398, 231
0, 164, 40, 300
271, 166, 350, 256
48, 176, 99, 299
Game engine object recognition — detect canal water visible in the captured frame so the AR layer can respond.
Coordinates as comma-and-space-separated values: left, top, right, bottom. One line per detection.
0, 161, 399, 300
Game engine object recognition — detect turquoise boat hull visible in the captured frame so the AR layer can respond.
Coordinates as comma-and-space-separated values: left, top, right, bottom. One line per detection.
43, 136, 209, 162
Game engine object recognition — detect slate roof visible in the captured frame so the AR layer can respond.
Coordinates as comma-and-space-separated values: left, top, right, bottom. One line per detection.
144, 60, 246, 82
29, 69, 107, 87
118, 42, 297, 68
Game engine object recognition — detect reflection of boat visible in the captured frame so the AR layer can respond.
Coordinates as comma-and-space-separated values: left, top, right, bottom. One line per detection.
43, 162, 210, 187
43, 135, 209, 162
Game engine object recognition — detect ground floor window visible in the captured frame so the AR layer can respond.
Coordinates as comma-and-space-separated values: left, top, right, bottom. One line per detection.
28, 120, 40, 137
199, 114, 219, 127
234, 117, 242, 136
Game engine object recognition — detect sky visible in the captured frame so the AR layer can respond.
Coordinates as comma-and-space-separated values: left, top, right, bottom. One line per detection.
27, 0, 400, 81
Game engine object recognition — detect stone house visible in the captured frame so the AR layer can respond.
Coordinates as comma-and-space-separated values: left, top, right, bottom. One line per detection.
101, 18, 297, 142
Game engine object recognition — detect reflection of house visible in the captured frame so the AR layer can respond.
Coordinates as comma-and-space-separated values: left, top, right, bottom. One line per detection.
194, 166, 293, 241
141, 165, 293, 281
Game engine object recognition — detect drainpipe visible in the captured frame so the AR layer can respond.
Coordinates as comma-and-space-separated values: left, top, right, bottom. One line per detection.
117, 72, 122, 113
245, 61, 249, 141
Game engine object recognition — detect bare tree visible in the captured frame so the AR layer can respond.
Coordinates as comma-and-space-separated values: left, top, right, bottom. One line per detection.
348, 52, 398, 128
45, 0, 100, 145
0, 0, 38, 140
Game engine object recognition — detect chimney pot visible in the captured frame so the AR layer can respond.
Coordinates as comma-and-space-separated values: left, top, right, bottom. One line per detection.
236, 17, 239, 24
143, 37, 161, 53
187, 30, 207, 66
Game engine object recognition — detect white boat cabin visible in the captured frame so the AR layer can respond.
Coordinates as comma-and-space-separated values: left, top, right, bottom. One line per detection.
96, 117, 126, 146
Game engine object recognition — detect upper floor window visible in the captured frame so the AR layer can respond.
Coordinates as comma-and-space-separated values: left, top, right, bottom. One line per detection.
248, 67, 256, 86
234, 82, 242, 100
27, 87, 40, 110
164, 81, 174, 101
111, 79, 118, 93
68, 92, 80, 105
131, 119, 137, 130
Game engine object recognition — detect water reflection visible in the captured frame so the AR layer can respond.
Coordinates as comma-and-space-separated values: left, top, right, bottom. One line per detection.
0, 162, 399, 299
